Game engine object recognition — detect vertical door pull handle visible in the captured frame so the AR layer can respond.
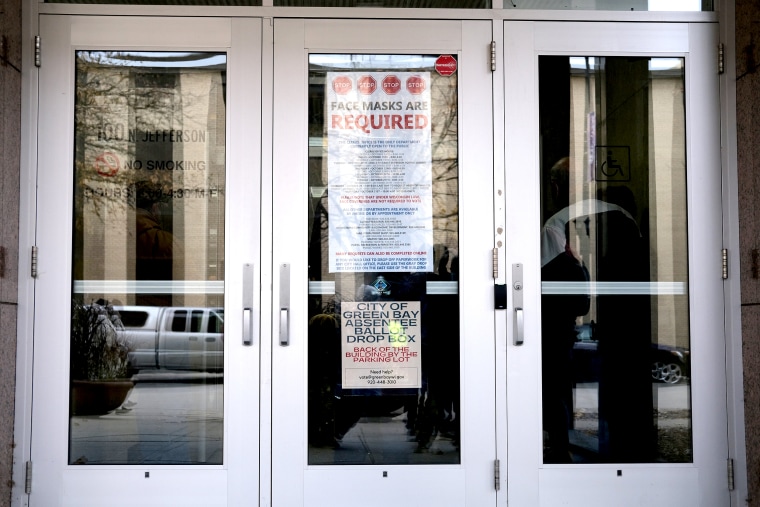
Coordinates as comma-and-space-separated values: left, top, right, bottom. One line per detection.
512, 263, 524, 346
243, 263, 254, 345
279, 263, 290, 346
280, 309, 289, 346
514, 308, 524, 346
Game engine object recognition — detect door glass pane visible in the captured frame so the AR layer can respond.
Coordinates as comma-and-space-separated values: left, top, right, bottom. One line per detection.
276, 1, 490, 6
503, 0, 711, 10
69, 51, 226, 465
307, 54, 460, 465
47, 0, 263, 5
539, 56, 692, 464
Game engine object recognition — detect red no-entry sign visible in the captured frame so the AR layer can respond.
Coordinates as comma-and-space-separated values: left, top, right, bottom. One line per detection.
435, 55, 457, 76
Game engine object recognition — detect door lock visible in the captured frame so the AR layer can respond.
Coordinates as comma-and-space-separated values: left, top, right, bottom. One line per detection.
494, 284, 507, 309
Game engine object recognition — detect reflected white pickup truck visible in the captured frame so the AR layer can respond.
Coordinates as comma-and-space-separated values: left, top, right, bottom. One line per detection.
115, 306, 224, 373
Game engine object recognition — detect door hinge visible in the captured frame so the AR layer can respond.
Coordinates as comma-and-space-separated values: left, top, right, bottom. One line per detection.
718, 43, 724, 75
722, 248, 728, 280
728, 458, 735, 491
31, 245, 38, 278
25, 461, 32, 494
494, 459, 501, 491
34, 35, 41, 68
490, 41, 496, 72
492, 247, 499, 279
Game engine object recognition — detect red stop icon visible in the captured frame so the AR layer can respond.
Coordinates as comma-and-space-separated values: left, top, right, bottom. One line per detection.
435, 55, 457, 76
381, 75, 401, 95
332, 76, 353, 95
357, 75, 377, 95
406, 75, 426, 95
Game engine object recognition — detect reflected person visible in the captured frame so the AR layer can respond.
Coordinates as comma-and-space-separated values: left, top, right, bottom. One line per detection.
134, 181, 183, 306
308, 313, 346, 448
541, 159, 591, 463
541, 157, 653, 462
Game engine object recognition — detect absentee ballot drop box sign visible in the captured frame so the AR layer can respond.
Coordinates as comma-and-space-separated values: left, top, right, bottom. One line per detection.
341, 301, 422, 389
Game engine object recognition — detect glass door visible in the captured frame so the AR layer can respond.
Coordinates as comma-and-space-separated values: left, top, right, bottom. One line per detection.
270, 18, 498, 506
31, 16, 261, 506
503, 22, 729, 506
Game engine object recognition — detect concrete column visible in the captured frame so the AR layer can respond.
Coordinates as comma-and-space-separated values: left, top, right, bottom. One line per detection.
737, 0, 760, 503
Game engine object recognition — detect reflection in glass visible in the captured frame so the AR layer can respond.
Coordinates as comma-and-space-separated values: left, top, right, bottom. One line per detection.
43, 0, 710, 8
505, 0, 710, 10
539, 56, 691, 464
47, 0, 262, 5
69, 51, 226, 465
307, 54, 460, 465
277, 0, 489, 6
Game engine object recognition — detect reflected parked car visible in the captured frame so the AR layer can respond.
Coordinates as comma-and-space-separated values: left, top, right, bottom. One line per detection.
115, 306, 224, 374
650, 345, 690, 384
572, 324, 690, 384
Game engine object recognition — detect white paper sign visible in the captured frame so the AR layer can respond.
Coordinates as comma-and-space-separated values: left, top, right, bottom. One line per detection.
341, 301, 422, 389
327, 72, 433, 273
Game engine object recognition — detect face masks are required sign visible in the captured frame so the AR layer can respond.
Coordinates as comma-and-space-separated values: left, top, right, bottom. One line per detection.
326, 71, 434, 274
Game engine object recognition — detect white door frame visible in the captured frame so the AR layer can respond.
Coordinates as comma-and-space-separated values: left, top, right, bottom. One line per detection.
503, 20, 728, 507
29, 15, 262, 506
268, 17, 498, 507
14, 9, 739, 507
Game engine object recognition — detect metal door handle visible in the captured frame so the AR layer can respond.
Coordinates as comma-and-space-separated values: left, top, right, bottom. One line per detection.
243, 309, 253, 345
243, 263, 254, 345
512, 263, 524, 346
280, 308, 289, 346
514, 308, 524, 346
279, 263, 290, 346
